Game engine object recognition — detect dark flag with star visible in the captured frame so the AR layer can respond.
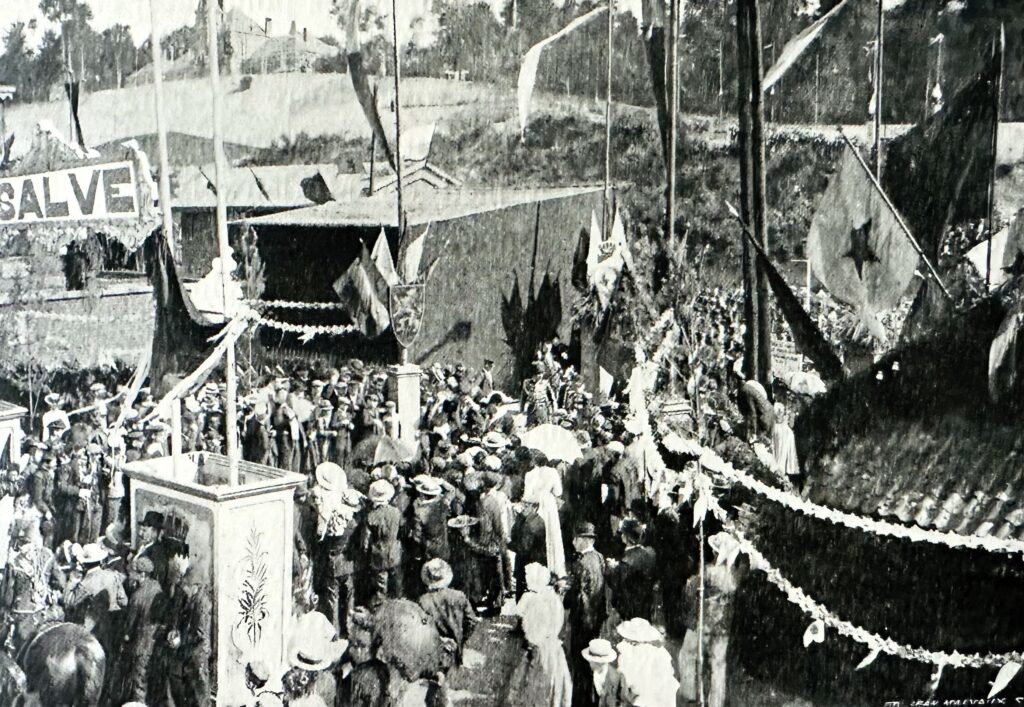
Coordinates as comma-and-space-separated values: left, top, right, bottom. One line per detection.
807, 145, 919, 343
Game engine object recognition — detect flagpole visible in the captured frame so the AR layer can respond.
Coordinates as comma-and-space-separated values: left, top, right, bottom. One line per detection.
206, 0, 239, 485
748, 0, 772, 386
391, 0, 407, 365
838, 129, 952, 300
985, 26, 1004, 289
873, 0, 883, 177
666, 0, 679, 243
603, 0, 614, 241
149, 0, 176, 256
735, 0, 759, 382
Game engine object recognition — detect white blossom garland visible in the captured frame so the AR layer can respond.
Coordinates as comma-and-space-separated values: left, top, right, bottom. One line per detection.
255, 316, 359, 340
250, 299, 348, 311
698, 485, 1024, 672
684, 438, 1024, 557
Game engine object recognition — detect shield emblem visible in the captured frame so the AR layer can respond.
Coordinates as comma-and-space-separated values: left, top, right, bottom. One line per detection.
389, 284, 426, 349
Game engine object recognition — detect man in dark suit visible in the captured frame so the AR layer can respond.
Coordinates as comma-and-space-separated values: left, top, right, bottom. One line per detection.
132, 511, 168, 590
567, 522, 608, 707
363, 480, 402, 608
460, 473, 507, 614
580, 639, 628, 707
606, 519, 657, 623
509, 500, 547, 602
109, 555, 164, 705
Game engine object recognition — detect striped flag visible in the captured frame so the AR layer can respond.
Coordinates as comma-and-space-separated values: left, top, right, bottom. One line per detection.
334, 241, 392, 336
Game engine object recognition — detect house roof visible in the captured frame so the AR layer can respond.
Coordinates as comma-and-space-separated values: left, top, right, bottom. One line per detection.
236, 184, 603, 229
0, 400, 27, 420
171, 164, 364, 210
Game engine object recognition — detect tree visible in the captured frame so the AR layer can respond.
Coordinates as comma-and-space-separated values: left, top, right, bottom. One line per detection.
99, 24, 136, 88
0, 23, 34, 98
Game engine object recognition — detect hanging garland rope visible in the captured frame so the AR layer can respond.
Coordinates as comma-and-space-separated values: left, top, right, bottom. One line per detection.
697, 484, 1024, 672
255, 317, 359, 338
249, 299, 349, 311
671, 434, 1024, 557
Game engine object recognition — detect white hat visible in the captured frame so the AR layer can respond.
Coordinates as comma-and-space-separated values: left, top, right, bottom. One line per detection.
368, 479, 396, 503
315, 462, 347, 492
75, 543, 110, 565
616, 618, 663, 644
582, 638, 617, 664
413, 476, 443, 497
606, 441, 625, 455
481, 431, 509, 450
287, 611, 348, 671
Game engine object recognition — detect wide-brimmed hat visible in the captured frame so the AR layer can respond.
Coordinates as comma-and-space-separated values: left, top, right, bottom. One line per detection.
368, 479, 396, 503
76, 543, 110, 566
89, 382, 107, 394
287, 611, 348, 671
481, 431, 509, 450
421, 558, 454, 590
582, 638, 617, 664
616, 618, 663, 644
315, 462, 347, 492
44, 393, 61, 407
413, 476, 442, 497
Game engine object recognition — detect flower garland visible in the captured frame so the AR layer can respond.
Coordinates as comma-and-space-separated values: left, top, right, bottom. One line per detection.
690, 439, 1024, 557
255, 317, 358, 340
698, 485, 1024, 674
250, 299, 348, 311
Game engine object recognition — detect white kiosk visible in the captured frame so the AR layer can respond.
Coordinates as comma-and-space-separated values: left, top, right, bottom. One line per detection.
0, 400, 26, 464
125, 452, 304, 705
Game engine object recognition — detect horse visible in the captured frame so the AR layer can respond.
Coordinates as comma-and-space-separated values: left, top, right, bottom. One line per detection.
0, 622, 105, 707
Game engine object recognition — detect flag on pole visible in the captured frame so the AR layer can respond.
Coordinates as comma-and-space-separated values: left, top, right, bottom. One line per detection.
762, 0, 850, 92
590, 207, 631, 308
807, 146, 919, 342
517, 6, 609, 135
371, 228, 400, 287
399, 224, 429, 283
882, 49, 1000, 264
334, 242, 392, 336
346, 0, 396, 173
586, 210, 602, 280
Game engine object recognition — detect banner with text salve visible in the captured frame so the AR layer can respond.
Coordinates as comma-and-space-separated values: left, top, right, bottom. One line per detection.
0, 161, 139, 225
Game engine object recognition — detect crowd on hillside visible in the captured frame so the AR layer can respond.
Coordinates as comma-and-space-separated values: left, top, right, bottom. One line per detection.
0, 337, 779, 707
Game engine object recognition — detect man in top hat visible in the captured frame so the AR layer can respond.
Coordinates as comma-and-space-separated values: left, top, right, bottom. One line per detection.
153, 517, 212, 707
606, 519, 657, 625
566, 522, 608, 706
63, 542, 128, 657
580, 639, 627, 707
132, 511, 168, 589
417, 558, 479, 670
362, 479, 402, 608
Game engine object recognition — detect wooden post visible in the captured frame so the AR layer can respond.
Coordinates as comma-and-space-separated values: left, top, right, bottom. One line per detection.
149, 0, 176, 256
206, 0, 240, 486
735, 0, 759, 382
603, 0, 614, 240
873, 0, 884, 176
748, 0, 772, 387
985, 26, 1004, 289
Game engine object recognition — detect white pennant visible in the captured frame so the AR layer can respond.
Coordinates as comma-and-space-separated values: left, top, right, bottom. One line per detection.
802, 619, 825, 648
989, 662, 1022, 699
856, 647, 881, 670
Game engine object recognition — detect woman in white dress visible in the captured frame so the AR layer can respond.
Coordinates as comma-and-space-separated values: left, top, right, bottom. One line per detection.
501, 563, 572, 707
522, 465, 566, 579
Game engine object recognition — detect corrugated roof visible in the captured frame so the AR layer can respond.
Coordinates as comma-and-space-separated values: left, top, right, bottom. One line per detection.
236, 184, 603, 228
803, 417, 1024, 541
171, 164, 363, 210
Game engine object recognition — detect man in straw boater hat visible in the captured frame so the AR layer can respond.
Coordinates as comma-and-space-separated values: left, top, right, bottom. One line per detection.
417, 558, 479, 670
363, 478, 402, 608
614, 617, 679, 706
311, 462, 363, 636
283, 610, 348, 705
409, 475, 454, 587
41, 391, 71, 442
580, 638, 628, 707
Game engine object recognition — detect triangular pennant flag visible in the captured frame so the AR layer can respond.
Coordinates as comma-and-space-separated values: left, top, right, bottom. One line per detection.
599, 365, 614, 397
988, 661, 1022, 699
401, 224, 429, 284
371, 229, 400, 287
610, 207, 633, 272
855, 647, 881, 670
763, 0, 851, 92
517, 6, 609, 135
587, 210, 602, 282
802, 619, 825, 648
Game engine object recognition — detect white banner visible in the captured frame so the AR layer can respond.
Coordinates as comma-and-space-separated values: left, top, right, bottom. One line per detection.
0, 161, 139, 225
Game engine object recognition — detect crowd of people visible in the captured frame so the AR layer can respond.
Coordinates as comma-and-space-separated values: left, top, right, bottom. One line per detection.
0, 339, 766, 707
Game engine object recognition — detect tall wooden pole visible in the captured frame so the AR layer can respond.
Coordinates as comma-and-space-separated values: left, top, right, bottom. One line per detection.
391, 0, 407, 364
873, 0, 884, 177
603, 0, 614, 240
149, 0, 176, 256
748, 0, 772, 386
735, 0, 758, 382
666, 0, 681, 244
985, 26, 1005, 289
206, 0, 239, 484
